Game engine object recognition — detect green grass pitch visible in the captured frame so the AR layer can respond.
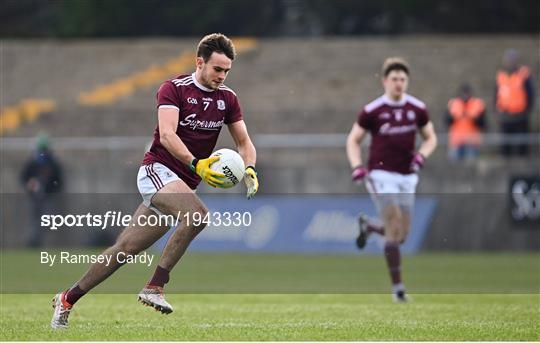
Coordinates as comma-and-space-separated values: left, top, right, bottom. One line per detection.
1, 251, 539, 340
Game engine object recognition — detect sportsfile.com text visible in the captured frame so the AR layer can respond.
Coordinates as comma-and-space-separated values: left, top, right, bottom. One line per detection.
40, 211, 252, 231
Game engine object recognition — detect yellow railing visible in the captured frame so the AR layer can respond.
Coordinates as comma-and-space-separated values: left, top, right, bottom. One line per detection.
78, 37, 258, 106
0, 99, 57, 134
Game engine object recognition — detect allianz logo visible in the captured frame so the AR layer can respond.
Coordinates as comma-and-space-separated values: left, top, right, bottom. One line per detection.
303, 211, 358, 242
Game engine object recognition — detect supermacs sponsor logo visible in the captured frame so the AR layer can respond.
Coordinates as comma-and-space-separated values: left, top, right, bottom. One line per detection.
378, 123, 417, 135
179, 113, 224, 131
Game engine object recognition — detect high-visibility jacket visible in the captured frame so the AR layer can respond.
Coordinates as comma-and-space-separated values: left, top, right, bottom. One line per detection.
448, 97, 485, 148
496, 66, 530, 114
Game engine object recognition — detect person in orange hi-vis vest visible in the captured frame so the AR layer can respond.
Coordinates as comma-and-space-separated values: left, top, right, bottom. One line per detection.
446, 84, 486, 161
495, 49, 535, 156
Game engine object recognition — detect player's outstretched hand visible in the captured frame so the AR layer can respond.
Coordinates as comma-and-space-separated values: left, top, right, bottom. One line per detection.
410, 153, 425, 173
244, 166, 259, 199
351, 166, 368, 184
194, 156, 225, 188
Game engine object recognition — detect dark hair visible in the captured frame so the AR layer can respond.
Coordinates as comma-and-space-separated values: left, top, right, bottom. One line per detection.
197, 33, 236, 62
382, 57, 410, 77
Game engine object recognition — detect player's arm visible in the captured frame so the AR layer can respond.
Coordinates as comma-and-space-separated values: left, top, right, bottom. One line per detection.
228, 120, 258, 199
417, 121, 437, 159
346, 123, 368, 169
346, 123, 369, 183
410, 121, 438, 172
227, 120, 256, 167
158, 107, 224, 187
158, 107, 194, 165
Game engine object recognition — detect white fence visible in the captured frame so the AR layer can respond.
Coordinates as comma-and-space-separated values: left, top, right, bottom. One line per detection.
1, 133, 539, 151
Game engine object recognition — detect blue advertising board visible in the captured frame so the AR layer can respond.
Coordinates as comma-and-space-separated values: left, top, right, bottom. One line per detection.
154, 195, 437, 254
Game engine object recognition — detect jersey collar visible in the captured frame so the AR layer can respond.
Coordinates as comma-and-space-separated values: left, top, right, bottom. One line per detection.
382, 94, 407, 106
192, 72, 214, 92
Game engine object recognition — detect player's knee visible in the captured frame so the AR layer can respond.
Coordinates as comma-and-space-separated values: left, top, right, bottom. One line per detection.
398, 220, 410, 243
387, 215, 402, 231
195, 203, 209, 218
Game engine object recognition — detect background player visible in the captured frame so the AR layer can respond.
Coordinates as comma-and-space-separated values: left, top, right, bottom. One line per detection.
51, 33, 259, 328
346, 57, 437, 302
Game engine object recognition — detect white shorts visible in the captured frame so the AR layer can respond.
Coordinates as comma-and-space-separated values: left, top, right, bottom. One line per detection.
365, 169, 419, 213
137, 162, 180, 215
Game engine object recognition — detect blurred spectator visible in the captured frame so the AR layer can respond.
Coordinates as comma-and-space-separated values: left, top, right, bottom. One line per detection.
446, 83, 486, 162
20, 134, 63, 247
495, 49, 534, 156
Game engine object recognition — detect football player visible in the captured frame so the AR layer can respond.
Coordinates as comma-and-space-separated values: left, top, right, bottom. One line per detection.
51, 33, 259, 328
346, 57, 437, 302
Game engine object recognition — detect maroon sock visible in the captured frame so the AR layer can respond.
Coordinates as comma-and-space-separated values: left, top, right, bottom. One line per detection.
384, 242, 401, 285
148, 265, 170, 288
367, 223, 385, 235
65, 284, 86, 306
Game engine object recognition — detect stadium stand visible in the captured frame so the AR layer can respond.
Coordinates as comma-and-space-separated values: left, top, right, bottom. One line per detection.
1, 36, 538, 249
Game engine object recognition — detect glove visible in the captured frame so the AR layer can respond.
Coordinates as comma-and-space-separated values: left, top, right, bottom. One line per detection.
351, 166, 368, 184
410, 153, 425, 173
191, 157, 225, 188
244, 166, 259, 199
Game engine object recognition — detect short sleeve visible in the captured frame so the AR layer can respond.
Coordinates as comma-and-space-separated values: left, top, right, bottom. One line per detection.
417, 107, 429, 128
357, 109, 372, 130
156, 81, 181, 110
224, 94, 243, 124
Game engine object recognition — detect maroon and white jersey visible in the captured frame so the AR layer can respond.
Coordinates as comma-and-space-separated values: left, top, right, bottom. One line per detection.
358, 94, 429, 175
142, 73, 243, 189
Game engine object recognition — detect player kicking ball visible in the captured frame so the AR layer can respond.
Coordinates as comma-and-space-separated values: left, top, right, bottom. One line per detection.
51, 33, 259, 328
346, 57, 437, 302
